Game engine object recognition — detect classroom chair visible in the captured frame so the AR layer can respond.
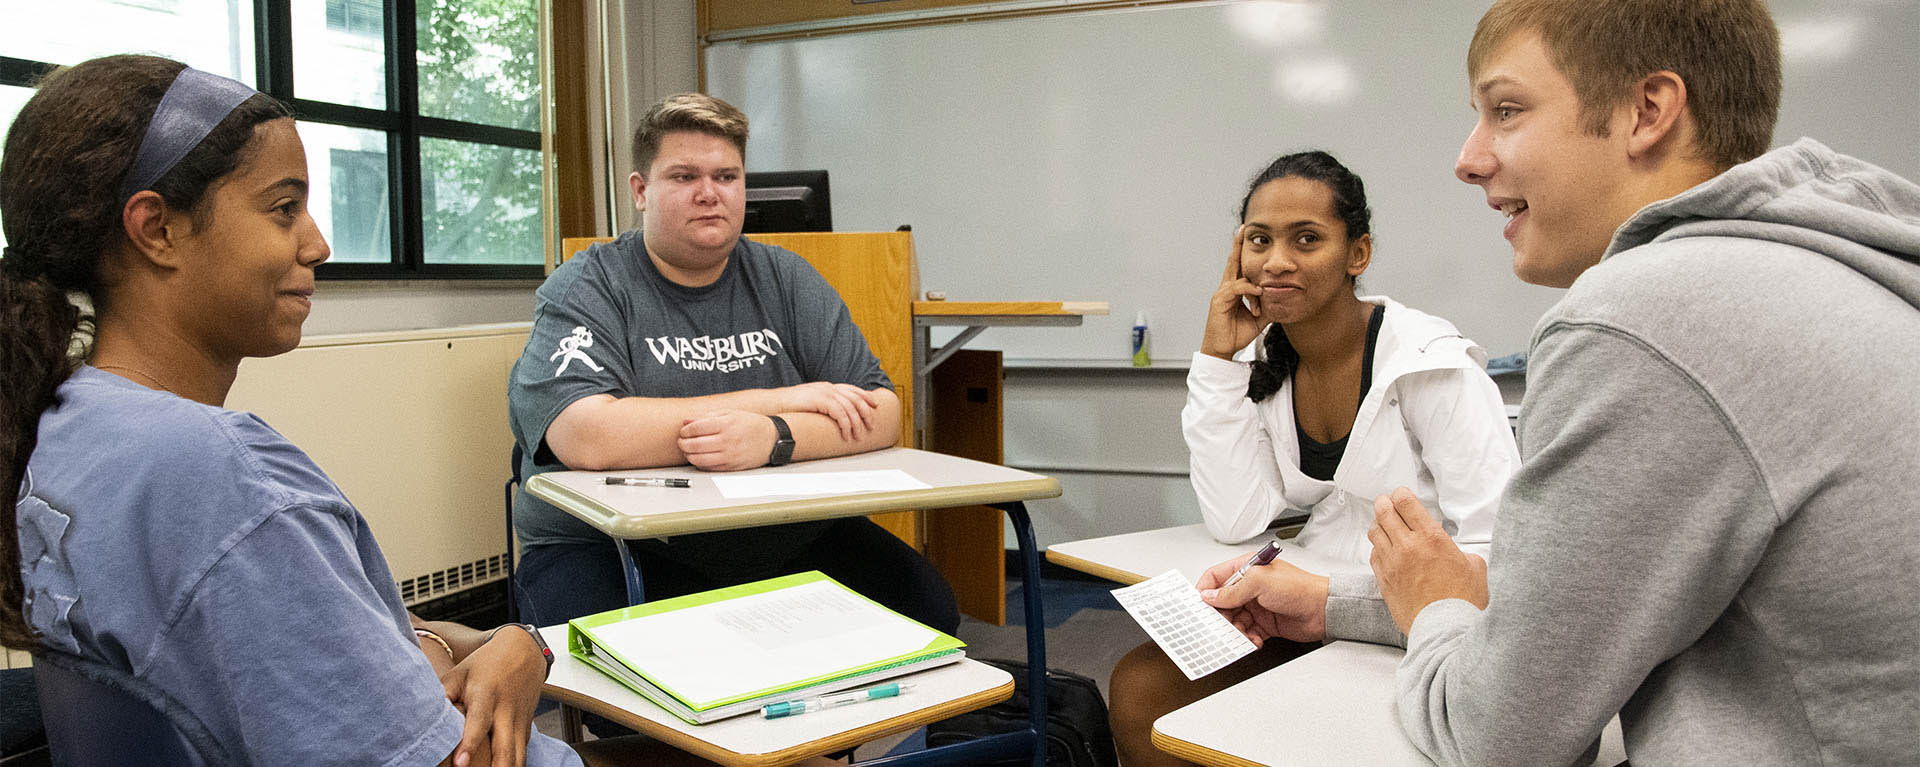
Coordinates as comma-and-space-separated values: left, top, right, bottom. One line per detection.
0, 667, 47, 766
507, 442, 646, 618
31, 649, 227, 766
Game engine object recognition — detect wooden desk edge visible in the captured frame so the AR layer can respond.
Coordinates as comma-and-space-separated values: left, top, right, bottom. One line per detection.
911, 300, 1108, 316
1042, 549, 1147, 586
1149, 726, 1266, 767
532, 476, 1063, 539
543, 677, 1015, 767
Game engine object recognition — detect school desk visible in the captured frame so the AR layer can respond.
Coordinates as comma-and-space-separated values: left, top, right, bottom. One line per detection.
1152, 640, 1627, 767
525, 447, 1063, 766
537, 625, 1015, 766
1045, 522, 1355, 586
1052, 526, 1625, 764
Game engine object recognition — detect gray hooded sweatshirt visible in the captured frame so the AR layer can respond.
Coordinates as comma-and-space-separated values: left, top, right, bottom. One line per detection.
1396, 138, 1920, 766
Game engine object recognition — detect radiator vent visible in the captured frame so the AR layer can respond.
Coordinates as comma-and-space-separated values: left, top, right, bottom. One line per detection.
399, 554, 509, 604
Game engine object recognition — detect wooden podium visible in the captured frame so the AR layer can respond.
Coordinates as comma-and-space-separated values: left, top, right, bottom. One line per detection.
743, 232, 922, 548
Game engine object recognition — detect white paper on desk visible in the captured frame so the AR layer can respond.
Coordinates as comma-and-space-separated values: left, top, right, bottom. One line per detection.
710, 469, 930, 499
1111, 570, 1258, 681
591, 579, 938, 704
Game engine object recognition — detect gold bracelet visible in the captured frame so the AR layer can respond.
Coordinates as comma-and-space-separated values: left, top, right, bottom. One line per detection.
414, 628, 453, 657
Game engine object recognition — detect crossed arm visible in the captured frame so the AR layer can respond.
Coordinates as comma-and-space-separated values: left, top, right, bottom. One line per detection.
546, 382, 903, 472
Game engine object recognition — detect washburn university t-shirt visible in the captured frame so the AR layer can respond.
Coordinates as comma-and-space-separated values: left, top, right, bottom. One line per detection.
18, 367, 581, 766
508, 231, 892, 571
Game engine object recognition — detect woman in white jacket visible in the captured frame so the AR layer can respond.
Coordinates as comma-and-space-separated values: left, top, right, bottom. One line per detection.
1109, 151, 1518, 767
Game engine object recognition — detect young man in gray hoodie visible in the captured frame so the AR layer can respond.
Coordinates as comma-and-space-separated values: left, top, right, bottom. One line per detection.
1275, 0, 1920, 763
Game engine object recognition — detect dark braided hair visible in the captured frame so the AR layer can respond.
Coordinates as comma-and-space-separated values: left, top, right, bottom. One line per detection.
1241, 151, 1372, 403
0, 55, 289, 650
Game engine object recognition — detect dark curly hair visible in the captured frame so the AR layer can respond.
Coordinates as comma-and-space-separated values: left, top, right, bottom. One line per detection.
0, 54, 290, 650
1240, 150, 1371, 403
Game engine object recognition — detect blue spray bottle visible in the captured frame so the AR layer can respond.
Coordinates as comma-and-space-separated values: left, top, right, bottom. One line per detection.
1131, 311, 1150, 367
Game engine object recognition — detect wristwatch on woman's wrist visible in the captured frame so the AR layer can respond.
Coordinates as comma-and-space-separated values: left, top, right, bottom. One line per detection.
491, 623, 554, 677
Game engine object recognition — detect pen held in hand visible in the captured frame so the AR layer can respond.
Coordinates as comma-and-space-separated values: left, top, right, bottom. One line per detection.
604, 476, 692, 488
1220, 538, 1284, 589
762, 682, 913, 719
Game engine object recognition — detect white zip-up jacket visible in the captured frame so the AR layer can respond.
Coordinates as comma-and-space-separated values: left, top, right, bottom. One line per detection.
1183, 295, 1518, 644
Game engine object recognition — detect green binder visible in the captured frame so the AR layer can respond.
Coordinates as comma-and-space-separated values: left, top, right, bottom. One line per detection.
566, 570, 965, 724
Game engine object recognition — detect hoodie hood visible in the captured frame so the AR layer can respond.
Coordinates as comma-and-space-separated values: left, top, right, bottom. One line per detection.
1607, 138, 1920, 309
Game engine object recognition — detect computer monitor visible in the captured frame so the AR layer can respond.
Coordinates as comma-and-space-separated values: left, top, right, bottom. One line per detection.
744, 170, 832, 233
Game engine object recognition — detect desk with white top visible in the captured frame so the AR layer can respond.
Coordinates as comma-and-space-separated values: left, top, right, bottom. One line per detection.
537, 625, 1014, 767
1048, 526, 1625, 767
1153, 641, 1627, 767
1045, 522, 1362, 585
526, 447, 1064, 767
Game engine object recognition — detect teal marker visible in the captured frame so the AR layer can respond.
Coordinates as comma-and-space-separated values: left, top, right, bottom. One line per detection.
762, 682, 914, 719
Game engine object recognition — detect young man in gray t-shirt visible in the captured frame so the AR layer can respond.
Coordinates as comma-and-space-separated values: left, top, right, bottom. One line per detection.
507, 94, 959, 638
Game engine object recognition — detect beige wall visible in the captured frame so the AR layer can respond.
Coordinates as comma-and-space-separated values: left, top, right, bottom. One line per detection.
608, 0, 701, 234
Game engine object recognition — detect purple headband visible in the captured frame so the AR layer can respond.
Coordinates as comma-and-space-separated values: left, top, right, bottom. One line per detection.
117, 67, 261, 204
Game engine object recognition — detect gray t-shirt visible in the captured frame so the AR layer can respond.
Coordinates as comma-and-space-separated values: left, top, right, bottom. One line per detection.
17, 367, 579, 767
509, 232, 891, 558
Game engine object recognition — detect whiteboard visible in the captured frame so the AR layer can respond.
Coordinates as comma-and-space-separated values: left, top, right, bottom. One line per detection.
706, 0, 1920, 360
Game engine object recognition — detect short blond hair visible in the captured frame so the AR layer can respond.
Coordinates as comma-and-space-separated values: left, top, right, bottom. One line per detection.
1468, 0, 1780, 169
631, 93, 749, 176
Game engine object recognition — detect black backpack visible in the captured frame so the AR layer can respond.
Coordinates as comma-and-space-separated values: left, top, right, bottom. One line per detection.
926, 658, 1119, 767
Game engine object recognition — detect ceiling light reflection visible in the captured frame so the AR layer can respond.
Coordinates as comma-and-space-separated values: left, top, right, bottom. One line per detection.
1228, 1, 1326, 48
1274, 58, 1353, 105
1778, 16, 1861, 65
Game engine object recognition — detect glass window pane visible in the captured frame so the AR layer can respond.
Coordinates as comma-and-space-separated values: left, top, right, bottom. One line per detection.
292, 0, 388, 109
2, 1, 254, 83
416, 0, 538, 130
420, 137, 540, 265
299, 122, 392, 264
0, 85, 35, 254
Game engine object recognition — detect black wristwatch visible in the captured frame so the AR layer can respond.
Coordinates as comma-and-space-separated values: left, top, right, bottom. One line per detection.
493, 623, 554, 678
767, 414, 795, 466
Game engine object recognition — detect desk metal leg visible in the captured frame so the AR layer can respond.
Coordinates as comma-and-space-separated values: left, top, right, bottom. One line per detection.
851, 500, 1049, 767
614, 539, 645, 607
561, 704, 583, 744
853, 732, 1037, 766
1003, 501, 1050, 767
911, 325, 930, 448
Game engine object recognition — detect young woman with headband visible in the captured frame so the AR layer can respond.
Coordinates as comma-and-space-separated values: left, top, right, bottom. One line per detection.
1106, 151, 1520, 767
0, 54, 738, 767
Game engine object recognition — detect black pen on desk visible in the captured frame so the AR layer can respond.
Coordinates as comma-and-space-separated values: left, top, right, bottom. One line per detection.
604, 476, 691, 488
1221, 537, 1283, 589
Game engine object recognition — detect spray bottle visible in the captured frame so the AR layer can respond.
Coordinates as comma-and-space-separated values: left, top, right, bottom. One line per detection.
1131, 311, 1150, 367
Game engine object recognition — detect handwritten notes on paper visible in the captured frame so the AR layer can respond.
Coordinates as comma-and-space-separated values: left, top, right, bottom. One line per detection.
1112, 570, 1258, 680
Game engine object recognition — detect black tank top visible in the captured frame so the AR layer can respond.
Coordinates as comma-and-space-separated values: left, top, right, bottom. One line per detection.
1296, 304, 1385, 481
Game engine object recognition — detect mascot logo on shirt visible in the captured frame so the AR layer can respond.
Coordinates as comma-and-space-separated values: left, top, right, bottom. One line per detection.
643, 328, 783, 373
550, 326, 606, 375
